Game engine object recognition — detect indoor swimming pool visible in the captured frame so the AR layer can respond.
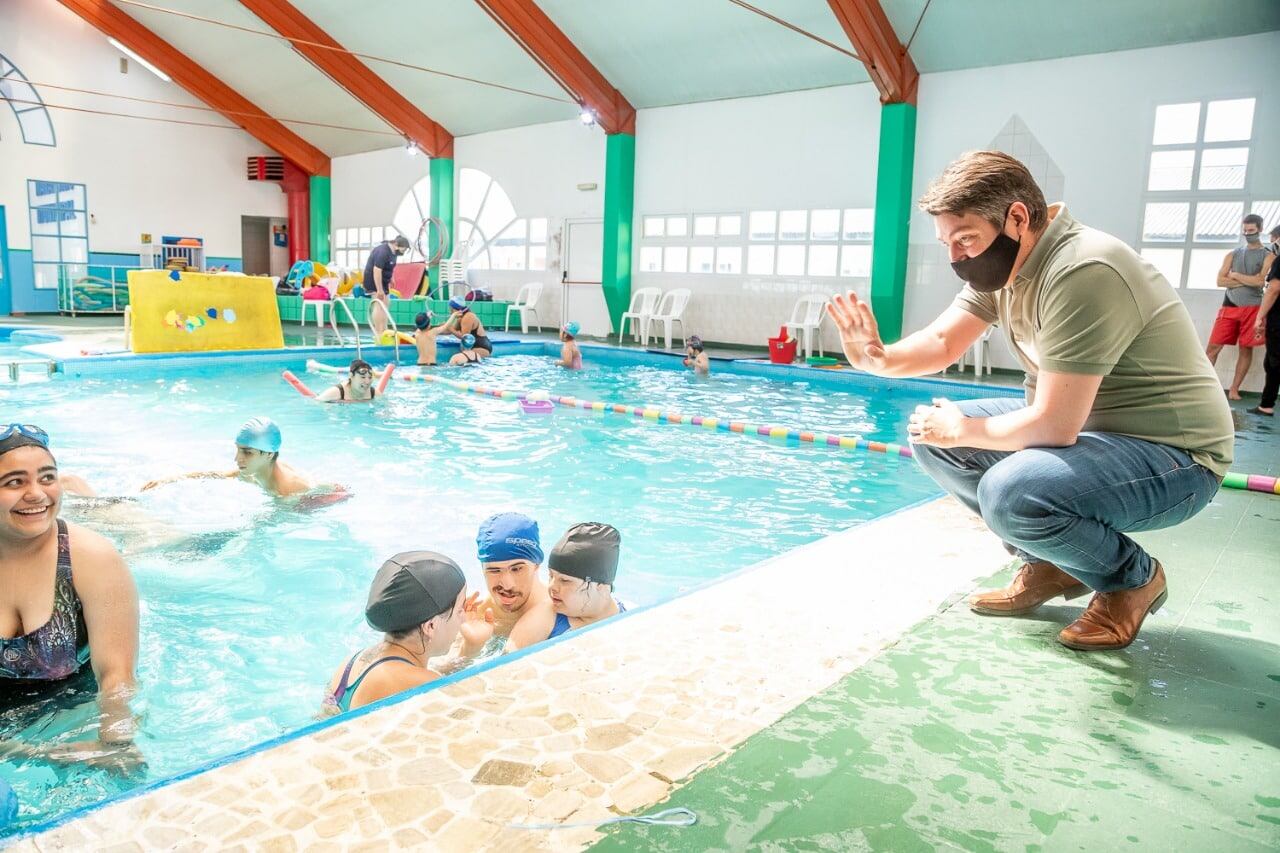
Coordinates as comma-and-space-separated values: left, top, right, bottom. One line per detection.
0, 346, 1007, 832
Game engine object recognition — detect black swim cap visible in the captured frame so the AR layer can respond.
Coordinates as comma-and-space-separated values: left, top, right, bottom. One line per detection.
365, 551, 465, 633
0, 425, 53, 462
350, 358, 373, 374
548, 522, 621, 587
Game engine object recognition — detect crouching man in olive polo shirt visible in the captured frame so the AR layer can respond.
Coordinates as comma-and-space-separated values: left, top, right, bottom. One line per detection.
828, 151, 1233, 652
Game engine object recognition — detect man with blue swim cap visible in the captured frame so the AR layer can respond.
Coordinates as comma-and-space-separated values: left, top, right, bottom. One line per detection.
141, 417, 321, 499
461, 512, 554, 654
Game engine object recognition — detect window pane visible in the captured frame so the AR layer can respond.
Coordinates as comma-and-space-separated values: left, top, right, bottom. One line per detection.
842, 208, 874, 241
1148, 150, 1194, 191
31, 235, 59, 262
689, 246, 714, 273
715, 246, 741, 274
663, 246, 688, 273
458, 169, 489, 221
666, 216, 688, 237
335, 230, 347, 249
1194, 201, 1244, 241
530, 218, 548, 244
60, 239, 87, 264
32, 263, 59, 289
693, 215, 717, 237
1140, 248, 1185, 287
779, 210, 807, 241
776, 245, 805, 275
529, 245, 546, 270
840, 244, 873, 277
1251, 201, 1280, 232
643, 216, 665, 238
747, 245, 774, 275
358, 227, 371, 246
810, 209, 840, 241
718, 215, 741, 236
748, 211, 777, 241
1142, 202, 1189, 242
336, 250, 349, 268
807, 244, 837, 276
477, 189, 516, 241
1203, 98, 1254, 143
1152, 102, 1200, 145
639, 247, 662, 271
1197, 147, 1248, 190
1187, 248, 1228, 290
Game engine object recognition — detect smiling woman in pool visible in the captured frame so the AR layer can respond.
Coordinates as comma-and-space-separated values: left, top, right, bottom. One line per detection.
0, 424, 140, 764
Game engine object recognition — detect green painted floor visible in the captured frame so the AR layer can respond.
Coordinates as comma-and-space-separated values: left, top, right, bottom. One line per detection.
595, 410, 1280, 852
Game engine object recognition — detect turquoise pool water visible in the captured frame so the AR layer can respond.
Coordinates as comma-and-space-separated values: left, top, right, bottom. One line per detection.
0, 347, 989, 834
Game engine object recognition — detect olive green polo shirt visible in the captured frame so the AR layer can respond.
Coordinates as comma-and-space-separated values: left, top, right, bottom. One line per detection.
952, 203, 1234, 478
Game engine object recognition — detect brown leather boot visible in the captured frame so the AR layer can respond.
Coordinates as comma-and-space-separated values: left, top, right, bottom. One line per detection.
969, 561, 1089, 616
1058, 562, 1168, 651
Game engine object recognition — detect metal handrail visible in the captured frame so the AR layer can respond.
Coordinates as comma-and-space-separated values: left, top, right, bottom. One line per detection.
368, 298, 401, 365
329, 297, 363, 360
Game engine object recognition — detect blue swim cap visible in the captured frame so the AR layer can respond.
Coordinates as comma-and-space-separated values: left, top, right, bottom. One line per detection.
564, 321, 580, 337
477, 512, 543, 565
462, 334, 476, 348
235, 417, 281, 453
448, 296, 468, 312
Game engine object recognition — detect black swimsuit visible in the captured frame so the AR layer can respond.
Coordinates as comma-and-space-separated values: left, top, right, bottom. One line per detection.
336, 383, 376, 401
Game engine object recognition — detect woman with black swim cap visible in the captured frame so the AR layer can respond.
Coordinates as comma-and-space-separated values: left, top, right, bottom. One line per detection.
323, 551, 490, 713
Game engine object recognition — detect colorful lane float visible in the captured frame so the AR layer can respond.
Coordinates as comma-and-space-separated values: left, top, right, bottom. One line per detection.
395, 370, 1280, 492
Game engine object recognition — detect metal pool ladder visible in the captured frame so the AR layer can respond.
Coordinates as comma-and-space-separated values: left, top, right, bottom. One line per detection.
3, 359, 57, 382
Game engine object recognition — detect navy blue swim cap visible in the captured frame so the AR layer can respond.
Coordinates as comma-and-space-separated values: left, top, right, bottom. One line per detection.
477, 512, 543, 565
414, 311, 431, 330
449, 296, 468, 312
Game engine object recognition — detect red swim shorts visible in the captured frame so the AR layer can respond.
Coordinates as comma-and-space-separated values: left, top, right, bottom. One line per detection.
1210, 305, 1264, 347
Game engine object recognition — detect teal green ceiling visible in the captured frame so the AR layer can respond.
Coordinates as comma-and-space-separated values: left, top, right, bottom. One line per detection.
881, 0, 1280, 73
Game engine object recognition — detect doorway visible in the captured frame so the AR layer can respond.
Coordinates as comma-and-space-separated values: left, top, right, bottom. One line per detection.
241, 216, 291, 278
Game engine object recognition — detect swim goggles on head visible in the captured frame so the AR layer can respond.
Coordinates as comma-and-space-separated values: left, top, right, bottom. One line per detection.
1, 424, 49, 447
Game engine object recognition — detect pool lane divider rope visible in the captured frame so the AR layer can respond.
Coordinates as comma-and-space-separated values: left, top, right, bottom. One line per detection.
392, 369, 1280, 494
396, 370, 913, 460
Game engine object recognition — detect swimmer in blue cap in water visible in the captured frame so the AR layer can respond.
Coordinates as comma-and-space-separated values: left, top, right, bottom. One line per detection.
442, 296, 493, 359
141, 417, 320, 499
559, 321, 583, 370
448, 333, 483, 367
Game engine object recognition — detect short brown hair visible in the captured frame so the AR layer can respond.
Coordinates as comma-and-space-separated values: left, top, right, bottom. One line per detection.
918, 151, 1049, 233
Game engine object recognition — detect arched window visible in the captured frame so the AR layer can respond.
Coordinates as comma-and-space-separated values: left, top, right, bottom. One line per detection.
392, 174, 431, 261
0, 53, 56, 146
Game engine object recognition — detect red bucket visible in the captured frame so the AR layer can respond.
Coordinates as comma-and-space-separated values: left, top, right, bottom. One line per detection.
768, 326, 798, 364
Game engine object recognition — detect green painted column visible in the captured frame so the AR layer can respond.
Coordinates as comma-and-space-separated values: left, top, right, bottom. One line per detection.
871, 102, 917, 344
602, 132, 635, 334
429, 157, 454, 297
308, 175, 331, 264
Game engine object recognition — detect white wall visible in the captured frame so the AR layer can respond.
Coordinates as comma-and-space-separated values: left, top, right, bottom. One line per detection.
0, 0, 286, 259
906, 32, 1280, 390
633, 84, 882, 350
330, 146, 428, 232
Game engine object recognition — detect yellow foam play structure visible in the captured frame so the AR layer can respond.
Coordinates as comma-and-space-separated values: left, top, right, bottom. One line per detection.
126, 270, 285, 353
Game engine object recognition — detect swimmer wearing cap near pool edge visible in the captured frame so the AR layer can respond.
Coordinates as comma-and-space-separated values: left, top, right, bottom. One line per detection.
469, 513, 554, 654
516, 522, 627, 643
140, 417, 317, 498
559, 321, 583, 370
683, 335, 710, 376
448, 334, 483, 367
442, 296, 493, 358
322, 551, 491, 713
410, 310, 455, 367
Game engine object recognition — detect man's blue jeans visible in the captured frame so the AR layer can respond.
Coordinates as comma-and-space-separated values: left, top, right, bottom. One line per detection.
912, 398, 1221, 592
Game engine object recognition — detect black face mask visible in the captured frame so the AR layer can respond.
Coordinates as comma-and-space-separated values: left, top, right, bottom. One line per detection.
951, 214, 1022, 293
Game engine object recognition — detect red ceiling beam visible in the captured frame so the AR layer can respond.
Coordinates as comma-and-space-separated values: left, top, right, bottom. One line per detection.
56, 0, 330, 175
827, 0, 919, 105
474, 0, 636, 135
238, 0, 454, 158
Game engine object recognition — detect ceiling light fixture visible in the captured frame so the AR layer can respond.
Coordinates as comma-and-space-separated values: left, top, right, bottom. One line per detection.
579, 108, 596, 127
405, 138, 420, 157
107, 38, 171, 82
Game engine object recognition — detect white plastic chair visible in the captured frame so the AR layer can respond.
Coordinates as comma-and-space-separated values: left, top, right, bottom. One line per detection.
645, 288, 691, 350
956, 327, 994, 376
783, 295, 829, 359
505, 282, 544, 333
301, 276, 340, 328
618, 287, 661, 344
